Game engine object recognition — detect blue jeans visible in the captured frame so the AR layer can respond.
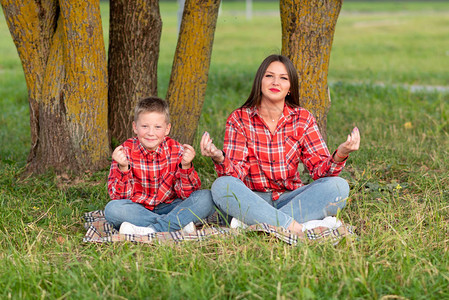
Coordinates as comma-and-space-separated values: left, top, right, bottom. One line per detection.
211, 176, 349, 229
104, 190, 215, 232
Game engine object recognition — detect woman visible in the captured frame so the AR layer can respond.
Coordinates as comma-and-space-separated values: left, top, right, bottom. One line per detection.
200, 54, 360, 235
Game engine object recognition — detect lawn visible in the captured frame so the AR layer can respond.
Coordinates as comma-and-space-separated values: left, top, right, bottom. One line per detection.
1, 1, 448, 299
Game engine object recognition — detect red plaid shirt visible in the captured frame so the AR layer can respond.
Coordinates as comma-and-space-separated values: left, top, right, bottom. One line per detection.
108, 137, 201, 210
214, 105, 346, 200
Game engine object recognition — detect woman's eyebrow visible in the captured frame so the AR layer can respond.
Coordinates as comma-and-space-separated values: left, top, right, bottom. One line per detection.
265, 70, 288, 76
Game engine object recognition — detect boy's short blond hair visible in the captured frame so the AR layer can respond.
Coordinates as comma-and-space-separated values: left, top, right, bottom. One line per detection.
134, 97, 170, 123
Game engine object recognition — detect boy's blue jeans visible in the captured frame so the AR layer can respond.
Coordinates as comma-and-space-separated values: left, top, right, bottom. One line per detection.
211, 176, 349, 229
104, 190, 215, 232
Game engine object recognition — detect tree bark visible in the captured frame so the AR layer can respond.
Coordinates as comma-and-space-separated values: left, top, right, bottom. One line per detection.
1, 0, 110, 175
108, 0, 162, 146
280, 0, 342, 141
166, 0, 221, 145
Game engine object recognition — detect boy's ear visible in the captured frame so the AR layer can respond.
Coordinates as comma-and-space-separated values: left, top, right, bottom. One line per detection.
165, 123, 171, 136
132, 121, 138, 135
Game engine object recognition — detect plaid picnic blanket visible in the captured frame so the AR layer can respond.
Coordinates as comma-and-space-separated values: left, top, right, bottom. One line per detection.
83, 210, 355, 246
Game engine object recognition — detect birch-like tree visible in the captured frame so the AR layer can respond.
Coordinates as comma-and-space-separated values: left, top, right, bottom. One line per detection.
108, 0, 162, 145
108, 0, 221, 146
281, 0, 343, 140
1, 0, 110, 174
166, 0, 221, 144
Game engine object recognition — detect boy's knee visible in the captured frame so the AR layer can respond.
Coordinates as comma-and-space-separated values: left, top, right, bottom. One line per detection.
183, 190, 215, 217
104, 200, 123, 228
188, 190, 214, 209
104, 200, 125, 220
104, 200, 115, 216
191, 189, 213, 203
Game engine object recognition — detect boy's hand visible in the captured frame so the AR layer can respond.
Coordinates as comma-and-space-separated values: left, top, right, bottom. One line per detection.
181, 144, 195, 169
112, 146, 129, 171
200, 131, 224, 163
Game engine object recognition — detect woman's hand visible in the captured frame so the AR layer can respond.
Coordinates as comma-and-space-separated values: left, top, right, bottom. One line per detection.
200, 131, 225, 163
335, 127, 360, 162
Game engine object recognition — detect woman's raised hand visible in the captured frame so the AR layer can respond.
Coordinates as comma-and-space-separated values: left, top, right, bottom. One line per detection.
335, 127, 360, 162
200, 131, 225, 163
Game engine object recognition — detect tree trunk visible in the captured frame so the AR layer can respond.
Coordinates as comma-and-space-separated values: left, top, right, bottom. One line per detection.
280, 0, 342, 141
108, 0, 162, 146
1, 0, 110, 175
166, 0, 221, 145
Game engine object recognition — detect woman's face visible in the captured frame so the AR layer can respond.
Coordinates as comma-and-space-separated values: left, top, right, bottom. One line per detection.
260, 61, 291, 105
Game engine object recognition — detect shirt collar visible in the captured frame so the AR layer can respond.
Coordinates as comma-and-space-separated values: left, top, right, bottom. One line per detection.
248, 106, 258, 118
284, 104, 298, 118
248, 104, 297, 119
135, 137, 166, 157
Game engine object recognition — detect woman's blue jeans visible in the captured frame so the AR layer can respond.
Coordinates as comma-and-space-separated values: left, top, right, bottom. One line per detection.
104, 190, 215, 232
211, 176, 349, 229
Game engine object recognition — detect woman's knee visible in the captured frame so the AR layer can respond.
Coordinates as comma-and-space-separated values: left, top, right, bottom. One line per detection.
211, 176, 251, 213
330, 176, 350, 198
311, 177, 349, 213
325, 177, 349, 211
316, 176, 349, 198
211, 176, 241, 196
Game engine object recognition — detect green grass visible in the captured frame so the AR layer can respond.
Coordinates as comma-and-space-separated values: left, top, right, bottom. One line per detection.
1, 1, 449, 299
157, 0, 449, 90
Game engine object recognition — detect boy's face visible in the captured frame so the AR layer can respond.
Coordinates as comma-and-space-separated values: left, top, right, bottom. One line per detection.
133, 111, 171, 151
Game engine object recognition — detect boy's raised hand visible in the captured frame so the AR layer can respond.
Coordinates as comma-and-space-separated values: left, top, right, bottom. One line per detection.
112, 145, 129, 172
181, 144, 195, 169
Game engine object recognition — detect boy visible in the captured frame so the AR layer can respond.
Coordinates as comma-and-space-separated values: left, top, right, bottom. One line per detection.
104, 97, 215, 234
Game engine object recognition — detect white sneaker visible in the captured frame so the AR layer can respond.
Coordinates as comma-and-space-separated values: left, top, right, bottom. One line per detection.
181, 221, 196, 234
119, 222, 156, 235
301, 216, 342, 232
230, 217, 248, 229
322, 216, 342, 228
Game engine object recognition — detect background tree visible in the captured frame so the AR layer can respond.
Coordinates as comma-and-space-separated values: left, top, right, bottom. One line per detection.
108, 0, 162, 145
166, 0, 221, 145
2, 0, 341, 175
280, 0, 343, 141
1, 0, 110, 174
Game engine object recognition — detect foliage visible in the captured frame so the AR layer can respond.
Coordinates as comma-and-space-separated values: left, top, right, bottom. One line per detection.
1, 1, 449, 299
